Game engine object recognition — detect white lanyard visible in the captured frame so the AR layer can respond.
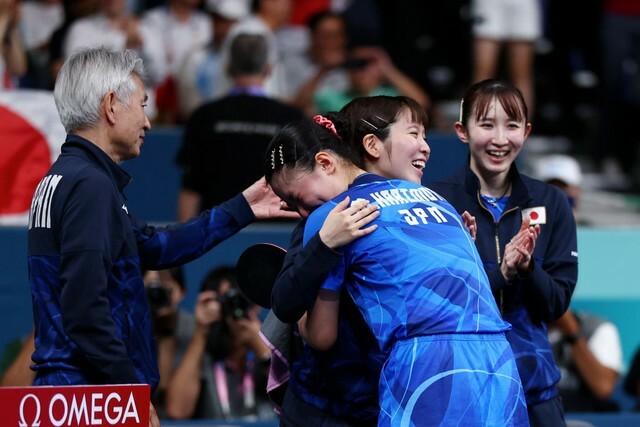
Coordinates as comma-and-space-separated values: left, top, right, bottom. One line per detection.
213, 360, 255, 418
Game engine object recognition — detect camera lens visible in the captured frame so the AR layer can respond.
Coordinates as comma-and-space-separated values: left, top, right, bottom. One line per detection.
146, 280, 172, 310
218, 288, 251, 319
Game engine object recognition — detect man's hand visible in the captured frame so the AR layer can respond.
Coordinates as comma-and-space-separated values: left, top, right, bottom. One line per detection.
194, 290, 223, 331
149, 402, 160, 427
226, 306, 265, 353
242, 177, 300, 220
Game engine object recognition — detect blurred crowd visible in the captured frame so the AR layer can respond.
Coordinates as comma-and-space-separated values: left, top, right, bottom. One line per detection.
2, 1, 640, 422
1, 0, 640, 188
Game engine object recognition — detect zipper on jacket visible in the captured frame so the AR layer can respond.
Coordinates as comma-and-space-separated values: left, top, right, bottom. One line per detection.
495, 206, 519, 315
476, 190, 520, 316
493, 225, 503, 315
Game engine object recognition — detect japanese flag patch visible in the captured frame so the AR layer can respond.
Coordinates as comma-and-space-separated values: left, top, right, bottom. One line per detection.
522, 206, 546, 225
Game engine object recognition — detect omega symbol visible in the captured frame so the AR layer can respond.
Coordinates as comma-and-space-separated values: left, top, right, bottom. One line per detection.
19, 393, 41, 427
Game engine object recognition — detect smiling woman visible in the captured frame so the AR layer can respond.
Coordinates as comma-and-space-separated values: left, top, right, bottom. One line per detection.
430, 79, 578, 427
262, 111, 528, 427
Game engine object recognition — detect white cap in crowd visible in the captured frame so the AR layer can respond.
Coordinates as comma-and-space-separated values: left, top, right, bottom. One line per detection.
205, 0, 251, 20
534, 154, 583, 186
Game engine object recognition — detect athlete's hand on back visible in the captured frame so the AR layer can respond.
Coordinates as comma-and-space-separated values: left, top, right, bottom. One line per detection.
462, 211, 477, 241
319, 196, 379, 249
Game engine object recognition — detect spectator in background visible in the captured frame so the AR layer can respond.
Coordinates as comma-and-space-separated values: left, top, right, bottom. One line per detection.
164, 266, 274, 420
288, 0, 328, 26
176, 32, 304, 221
48, 0, 99, 87
0, 0, 27, 88
286, 9, 350, 117
19, 0, 63, 89
534, 154, 585, 225
313, 44, 430, 115
536, 153, 623, 412
470, 0, 541, 116
176, 0, 250, 122
143, 267, 194, 419
548, 309, 623, 412
141, 0, 212, 124
63, 0, 168, 119
214, 0, 292, 100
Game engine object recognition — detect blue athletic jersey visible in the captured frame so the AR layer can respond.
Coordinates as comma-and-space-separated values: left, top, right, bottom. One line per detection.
303, 174, 529, 426
303, 175, 508, 350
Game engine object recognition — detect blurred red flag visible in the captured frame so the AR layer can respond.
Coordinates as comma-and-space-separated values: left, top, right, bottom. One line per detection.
0, 90, 65, 225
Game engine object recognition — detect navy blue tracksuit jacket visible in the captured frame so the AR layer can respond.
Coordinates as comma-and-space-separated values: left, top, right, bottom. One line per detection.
28, 134, 254, 389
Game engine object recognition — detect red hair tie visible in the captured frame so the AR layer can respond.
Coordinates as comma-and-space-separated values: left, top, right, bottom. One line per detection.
313, 115, 341, 140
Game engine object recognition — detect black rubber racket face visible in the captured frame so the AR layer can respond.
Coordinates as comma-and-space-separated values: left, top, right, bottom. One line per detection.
236, 243, 287, 309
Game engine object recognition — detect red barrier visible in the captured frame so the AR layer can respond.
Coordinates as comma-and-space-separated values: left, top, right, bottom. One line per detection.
0, 384, 150, 426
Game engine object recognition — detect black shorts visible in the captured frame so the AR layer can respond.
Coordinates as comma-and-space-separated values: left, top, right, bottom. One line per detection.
279, 387, 376, 427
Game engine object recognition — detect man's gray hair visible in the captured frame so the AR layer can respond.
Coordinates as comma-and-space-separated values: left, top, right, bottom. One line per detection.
228, 33, 269, 78
54, 47, 146, 133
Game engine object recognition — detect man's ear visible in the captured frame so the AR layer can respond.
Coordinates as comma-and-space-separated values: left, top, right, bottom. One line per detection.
362, 134, 381, 159
315, 151, 336, 173
454, 121, 469, 144
103, 91, 118, 125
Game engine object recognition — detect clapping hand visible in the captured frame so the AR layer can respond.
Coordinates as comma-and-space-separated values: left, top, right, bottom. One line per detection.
501, 217, 540, 281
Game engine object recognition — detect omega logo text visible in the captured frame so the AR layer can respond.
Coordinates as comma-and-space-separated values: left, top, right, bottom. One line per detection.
18, 391, 140, 426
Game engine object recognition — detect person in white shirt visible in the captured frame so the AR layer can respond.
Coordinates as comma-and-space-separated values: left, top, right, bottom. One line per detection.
175, 0, 250, 121
19, 0, 63, 88
549, 309, 623, 412
141, 0, 212, 77
63, 0, 167, 87
0, 0, 27, 88
540, 154, 624, 412
214, 0, 292, 101
284, 10, 350, 116
140, 0, 212, 123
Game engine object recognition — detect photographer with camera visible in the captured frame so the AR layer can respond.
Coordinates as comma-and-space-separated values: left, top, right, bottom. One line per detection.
164, 265, 274, 420
143, 267, 194, 419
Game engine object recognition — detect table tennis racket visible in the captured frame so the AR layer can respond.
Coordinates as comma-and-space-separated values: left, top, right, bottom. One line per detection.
236, 243, 287, 309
